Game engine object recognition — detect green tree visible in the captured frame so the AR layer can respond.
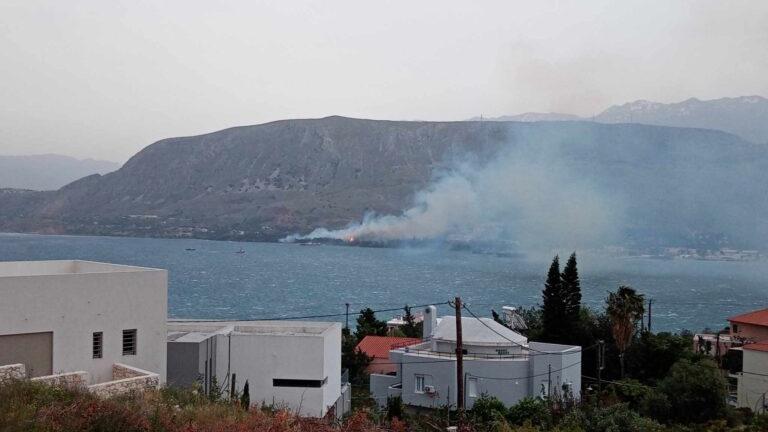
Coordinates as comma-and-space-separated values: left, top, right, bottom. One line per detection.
354, 308, 387, 342
624, 331, 696, 383
560, 252, 582, 343
606, 285, 645, 378
542, 255, 565, 343
506, 397, 552, 429
401, 305, 421, 338
239, 380, 250, 408
342, 327, 372, 384
656, 358, 727, 424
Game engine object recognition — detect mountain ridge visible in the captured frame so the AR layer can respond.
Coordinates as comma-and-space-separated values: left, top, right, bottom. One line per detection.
1, 116, 766, 249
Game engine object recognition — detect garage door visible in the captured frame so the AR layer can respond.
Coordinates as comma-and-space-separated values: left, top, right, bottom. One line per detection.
0, 332, 53, 377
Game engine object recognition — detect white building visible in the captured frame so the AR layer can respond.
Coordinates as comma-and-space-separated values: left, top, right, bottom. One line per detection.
731, 343, 768, 410
370, 306, 581, 409
0, 260, 167, 384
167, 320, 349, 418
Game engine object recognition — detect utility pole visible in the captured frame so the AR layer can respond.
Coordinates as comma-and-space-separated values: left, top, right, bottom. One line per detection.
547, 364, 552, 399
454, 296, 465, 417
345, 303, 350, 330
647, 299, 653, 333
597, 339, 605, 393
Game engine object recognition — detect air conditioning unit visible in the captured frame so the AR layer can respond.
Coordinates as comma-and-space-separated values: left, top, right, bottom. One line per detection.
424, 385, 436, 394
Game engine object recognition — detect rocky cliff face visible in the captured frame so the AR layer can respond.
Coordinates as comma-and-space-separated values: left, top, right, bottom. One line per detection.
2, 116, 767, 247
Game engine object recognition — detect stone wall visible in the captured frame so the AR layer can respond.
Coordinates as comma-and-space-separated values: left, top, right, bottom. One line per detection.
0, 364, 25, 382
88, 363, 160, 398
1, 362, 159, 398
31, 371, 89, 390
112, 363, 145, 380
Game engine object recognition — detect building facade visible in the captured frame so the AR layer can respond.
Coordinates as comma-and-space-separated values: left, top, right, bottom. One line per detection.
0, 260, 167, 384
167, 320, 348, 418
370, 306, 581, 409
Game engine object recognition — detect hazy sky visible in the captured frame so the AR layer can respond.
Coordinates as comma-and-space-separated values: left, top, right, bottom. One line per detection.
1, 1, 767, 162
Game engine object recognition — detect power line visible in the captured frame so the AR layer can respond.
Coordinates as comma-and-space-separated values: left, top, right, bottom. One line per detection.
171, 301, 451, 322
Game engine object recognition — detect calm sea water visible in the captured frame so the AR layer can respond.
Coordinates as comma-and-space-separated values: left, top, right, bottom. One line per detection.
0, 233, 765, 332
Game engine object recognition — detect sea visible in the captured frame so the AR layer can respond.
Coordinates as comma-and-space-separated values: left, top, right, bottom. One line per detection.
0, 233, 765, 333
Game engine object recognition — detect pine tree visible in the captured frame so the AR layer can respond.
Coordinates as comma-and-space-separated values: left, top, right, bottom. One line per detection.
560, 252, 582, 341
354, 308, 387, 342
541, 255, 565, 343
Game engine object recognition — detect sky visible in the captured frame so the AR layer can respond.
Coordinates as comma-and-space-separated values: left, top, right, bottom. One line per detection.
1, 1, 767, 162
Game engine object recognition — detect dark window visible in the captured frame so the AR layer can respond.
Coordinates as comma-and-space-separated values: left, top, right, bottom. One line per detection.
733, 324, 739, 333
122, 329, 137, 355
273, 377, 328, 388
92, 332, 103, 359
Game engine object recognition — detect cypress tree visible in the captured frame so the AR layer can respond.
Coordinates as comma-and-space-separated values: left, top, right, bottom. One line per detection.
541, 255, 564, 343
561, 252, 582, 341
354, 308, 387, 341
240, 380, 250, 409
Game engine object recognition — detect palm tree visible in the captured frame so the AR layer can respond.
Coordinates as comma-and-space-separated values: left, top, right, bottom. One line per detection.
606, 285, 645, 378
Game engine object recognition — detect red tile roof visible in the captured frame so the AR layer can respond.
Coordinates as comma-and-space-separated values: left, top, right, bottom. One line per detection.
355, 336, 421, 359
743, 342, 768, 352
728, 308, 768, 326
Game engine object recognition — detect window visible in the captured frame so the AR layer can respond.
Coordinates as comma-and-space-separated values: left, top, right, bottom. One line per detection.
496, 348, 509, 356
468, 377, 478, 398
733, 324, 739, 333
415, 375, 425, 393
92, 332, 103, 359
273, 377, 327, 388
122, 329, 137, 355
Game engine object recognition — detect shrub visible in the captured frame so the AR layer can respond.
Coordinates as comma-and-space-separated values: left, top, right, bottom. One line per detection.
656, 358, 727, 424
506, 397, 552, 429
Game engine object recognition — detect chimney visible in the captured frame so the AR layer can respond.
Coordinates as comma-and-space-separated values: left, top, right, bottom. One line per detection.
423, 305, 438, 339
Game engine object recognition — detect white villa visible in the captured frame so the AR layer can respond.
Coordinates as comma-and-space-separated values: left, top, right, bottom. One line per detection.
370, 305, 581, 409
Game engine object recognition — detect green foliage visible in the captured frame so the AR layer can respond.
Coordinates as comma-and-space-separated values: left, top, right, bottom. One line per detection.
506, 397, 552, 429
606, 285, 645, 377
471, 394, 508, 424
624, 331, 696, 383
607, 379, 653, 410
542, 255, 565, 343
355, 308, 388, 341
240, 379, 250, 408
401, 305, 421, 338
656, 358, 727, 424
560, 252, 582, 339
560, 403, 664, 432
342, 327, 372, 384
385, 395, 404, 420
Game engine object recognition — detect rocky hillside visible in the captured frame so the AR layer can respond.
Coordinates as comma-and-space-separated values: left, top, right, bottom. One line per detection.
1, 116, 767, 248
0, 154, 119, 190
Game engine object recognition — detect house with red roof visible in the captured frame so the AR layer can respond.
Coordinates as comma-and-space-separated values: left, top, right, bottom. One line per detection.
722, 307, 768, 411
728, 308, 768, 343
355, 336, 421, 375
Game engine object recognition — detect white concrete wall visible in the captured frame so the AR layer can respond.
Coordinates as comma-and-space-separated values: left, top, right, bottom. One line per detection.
738, 349, 768, 410
203, 323, 342, 418
529, 342, 582, 400
0, 261, 167, 384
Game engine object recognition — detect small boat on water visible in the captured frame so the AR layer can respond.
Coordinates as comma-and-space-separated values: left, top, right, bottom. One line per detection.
185, 248, 196, 251
235, 248, 245, 254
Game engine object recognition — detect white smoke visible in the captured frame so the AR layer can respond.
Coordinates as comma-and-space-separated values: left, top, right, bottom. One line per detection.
283, 145, 623, 250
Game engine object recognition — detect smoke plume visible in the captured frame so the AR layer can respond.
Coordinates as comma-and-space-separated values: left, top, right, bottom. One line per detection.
283, 144, 624, 251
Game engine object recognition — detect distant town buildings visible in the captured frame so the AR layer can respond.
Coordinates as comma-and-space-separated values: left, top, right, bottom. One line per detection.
370, 305, 581, 409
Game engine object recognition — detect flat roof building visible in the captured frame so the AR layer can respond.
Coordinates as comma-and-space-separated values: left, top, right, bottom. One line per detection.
167, 320, 348, 418
0, 260, 167, 385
